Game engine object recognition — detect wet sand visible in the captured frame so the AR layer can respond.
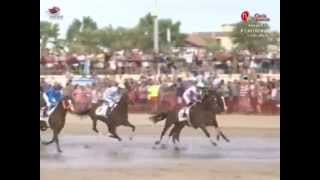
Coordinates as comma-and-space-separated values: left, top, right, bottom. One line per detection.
41, 114, 280, 180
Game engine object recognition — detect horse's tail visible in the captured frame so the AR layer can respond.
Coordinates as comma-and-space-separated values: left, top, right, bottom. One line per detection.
149, 112, 168, 124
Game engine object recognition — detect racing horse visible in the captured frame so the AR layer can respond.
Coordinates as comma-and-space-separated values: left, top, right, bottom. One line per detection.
150, 89, 230, 149
87, 88, 136, 141
41, 97, 74, 153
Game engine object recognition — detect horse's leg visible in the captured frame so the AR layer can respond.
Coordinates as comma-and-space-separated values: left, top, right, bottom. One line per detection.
42, 132, 55, 145
124, 122, 136, 140
108, 125, 122, 142
175, 122, 187, 143
215, 126, 230, 142
169, 124, 177, 144
172, 122, 186, 150
92, 117, 99, 134
154, 120, 172, 146
199, 125, 217, 146
54, 132, 62, 153
212, 116, 230, 142
169, 122, 182, 144
88, 110, 100, 133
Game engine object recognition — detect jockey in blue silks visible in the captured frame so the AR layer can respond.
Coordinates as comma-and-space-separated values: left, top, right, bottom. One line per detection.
40, 84, 63, 124
101, 81, 122, 117
44, 84, 63, 110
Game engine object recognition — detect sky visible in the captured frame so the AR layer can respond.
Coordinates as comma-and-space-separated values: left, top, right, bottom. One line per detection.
40, 0, 280, 38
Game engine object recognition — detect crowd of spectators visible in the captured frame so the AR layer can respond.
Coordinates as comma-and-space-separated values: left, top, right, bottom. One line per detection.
41, 71, 280, 115
40, 48, 280, 76
123, 74, 280, 114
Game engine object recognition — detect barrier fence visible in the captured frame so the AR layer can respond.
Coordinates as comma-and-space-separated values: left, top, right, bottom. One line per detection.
40, 58, 280, 75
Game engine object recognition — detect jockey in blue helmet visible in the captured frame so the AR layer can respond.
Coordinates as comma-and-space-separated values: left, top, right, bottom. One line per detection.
45, 84, 63, 110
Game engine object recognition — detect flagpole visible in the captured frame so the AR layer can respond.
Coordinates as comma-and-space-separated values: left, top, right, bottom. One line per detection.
153, 0, 160, 76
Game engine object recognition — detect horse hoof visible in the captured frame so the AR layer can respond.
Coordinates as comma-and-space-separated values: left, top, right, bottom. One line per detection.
93, 129, 99, 133
211, 142, 217, 146
155, 141, 160, 145
181, 146, 187, 151
160, 144, 168, 149
174, 146, 180, 151
58, 150, 63, 153
42, 142, 49, 145
216, 135, 220, 141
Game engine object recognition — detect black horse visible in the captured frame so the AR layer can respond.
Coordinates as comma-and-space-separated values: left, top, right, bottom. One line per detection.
86, 89, 136, 141
150, 89, 230, 149
41, 97, 73, 153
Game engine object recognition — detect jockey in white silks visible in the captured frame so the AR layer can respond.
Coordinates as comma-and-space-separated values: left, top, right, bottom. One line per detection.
182, 81, 205, 117
101, 82, 122, 117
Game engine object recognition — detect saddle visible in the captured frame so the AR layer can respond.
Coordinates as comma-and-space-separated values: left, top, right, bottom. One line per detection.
95, 102, 118, 118
177, 105, 194, 126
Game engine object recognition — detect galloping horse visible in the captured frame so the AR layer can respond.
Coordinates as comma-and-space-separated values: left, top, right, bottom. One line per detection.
87, 88, 136, 141
150, 89, 230, 149
41, 97, 74, 153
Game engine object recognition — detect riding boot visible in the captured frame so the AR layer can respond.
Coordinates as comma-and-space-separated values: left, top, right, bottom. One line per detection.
105, 106, 112, 118
183, 102, 193, 117
183, 111, 187, 118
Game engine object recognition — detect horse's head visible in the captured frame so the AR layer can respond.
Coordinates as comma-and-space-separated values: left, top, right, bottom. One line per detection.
201, 90, 224, 112
119, 88, 135, 106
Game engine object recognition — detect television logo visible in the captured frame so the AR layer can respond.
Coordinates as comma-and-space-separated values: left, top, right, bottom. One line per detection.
47, 6, 63, 20
241, 11, 270, 23
254, 13, 270, 22
241, 11, 250, 23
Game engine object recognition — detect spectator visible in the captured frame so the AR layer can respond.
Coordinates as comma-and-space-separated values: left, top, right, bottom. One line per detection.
176, 78, 185, 106
256, 81, 265, 114
238, 78, 252, 113
147, 80, 160, 113
137, 82, 148, 104
271, 82, 278, 114
229, 79, 240, 112
219, 80, 231, 113
84, 54, 93, 76
249, 80, 258, 113
77, 54, 86, 74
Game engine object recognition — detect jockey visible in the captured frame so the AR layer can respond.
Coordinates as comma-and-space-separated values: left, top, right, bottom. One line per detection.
46, 84, 63, 110
40, 84, 62, 123
182, 80, 205, 117
183, 81, 205, 106
102, 81, 122, 116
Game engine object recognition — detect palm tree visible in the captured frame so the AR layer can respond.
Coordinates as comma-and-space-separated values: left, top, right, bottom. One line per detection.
40, 21, 60, 52
66, 17, 99, 53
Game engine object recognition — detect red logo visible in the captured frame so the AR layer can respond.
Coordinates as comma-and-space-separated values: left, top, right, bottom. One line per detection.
241, 11, 250, 23
48, 6, 60, 15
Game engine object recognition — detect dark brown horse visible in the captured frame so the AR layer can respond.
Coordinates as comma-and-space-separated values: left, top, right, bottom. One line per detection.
87, 89, 136, 141
150, 90, 230, 149
41, 97, 74, 153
